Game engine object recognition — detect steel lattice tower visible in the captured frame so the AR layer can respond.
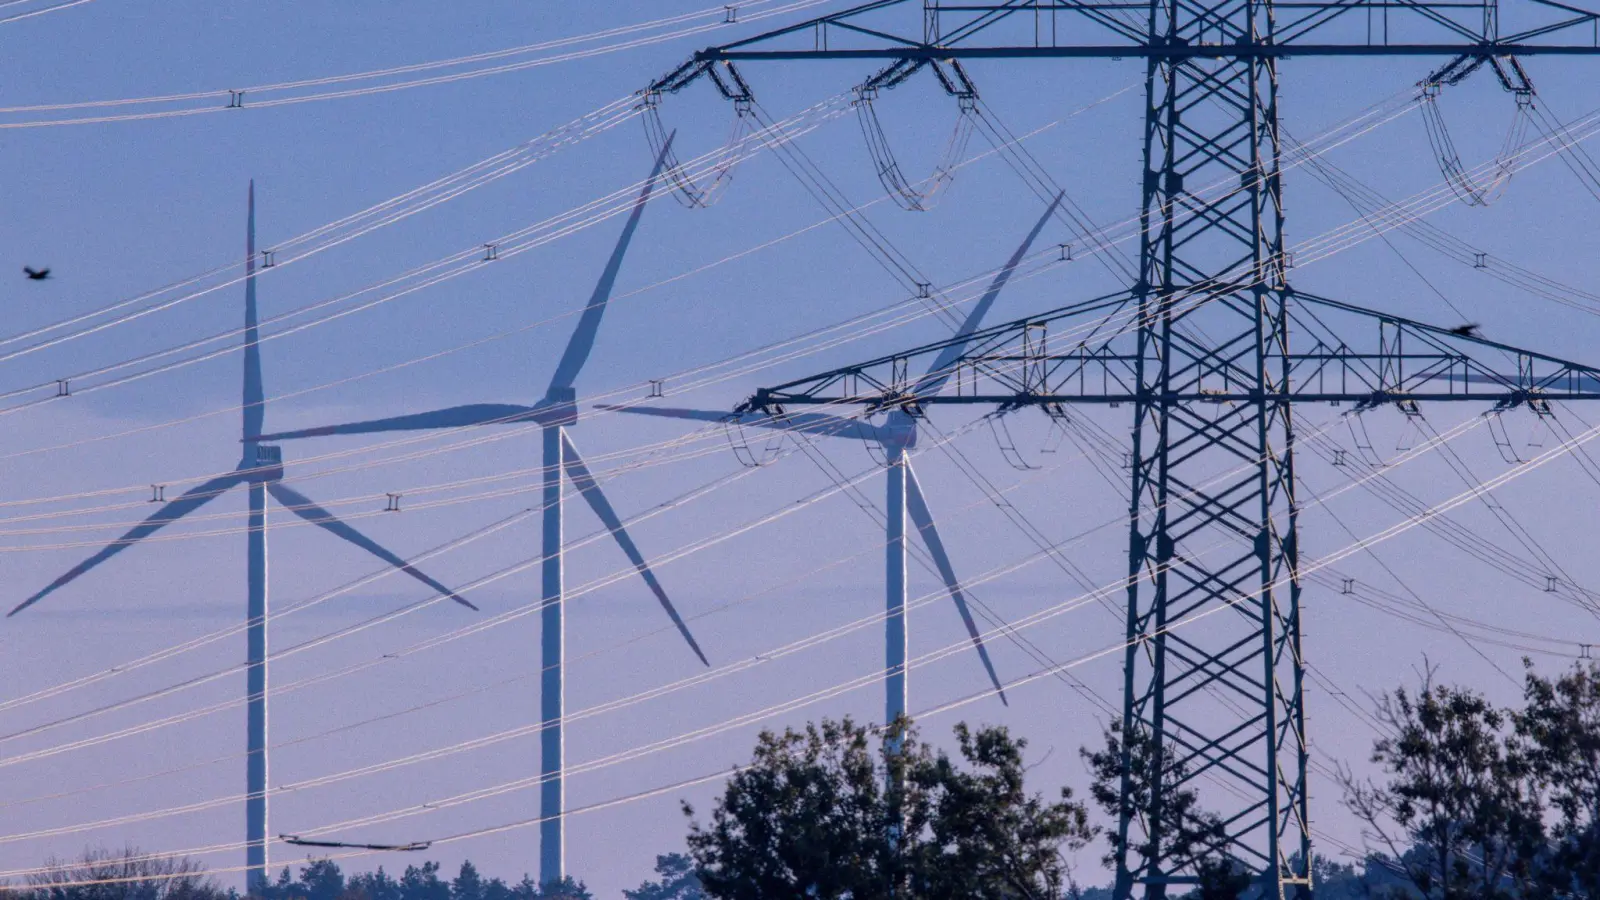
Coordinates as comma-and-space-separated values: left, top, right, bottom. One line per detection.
648, 0, 1600, 895
1116, 9, 1308, 893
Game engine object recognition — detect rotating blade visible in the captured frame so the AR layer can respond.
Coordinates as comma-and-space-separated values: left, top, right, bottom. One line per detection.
546, 135, 676, 396
251, 403, 541, 442
561, 432, 708, 666
11, 472, 247, 616
904, 463, 1007, 704
266, 482, 478, 611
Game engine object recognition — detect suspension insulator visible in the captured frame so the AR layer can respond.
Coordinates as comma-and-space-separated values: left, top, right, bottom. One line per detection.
1418, 66, 1535, 208
852, 61, 980, 212
642, 98, 755, 209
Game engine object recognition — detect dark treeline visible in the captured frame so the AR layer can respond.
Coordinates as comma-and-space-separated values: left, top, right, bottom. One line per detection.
13, 660, 1596, 900
7, 852, 703, 900
248, 855, 702, 900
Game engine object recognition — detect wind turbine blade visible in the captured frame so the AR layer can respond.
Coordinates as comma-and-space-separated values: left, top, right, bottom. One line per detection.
560, 432, 709, 667
917, 191, 1064, 397
265, 482, 478, 611
597, 405, 885, 442
243, 181, 265, 444
9, 473, 247, 617
251, 404, 541, 441
545, 135, 675, 395
903, 464, 1008, 705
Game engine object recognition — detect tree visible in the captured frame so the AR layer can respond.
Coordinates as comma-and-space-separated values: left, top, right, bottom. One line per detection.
297, 860, 346, 900
1514, 659, 1600, 898
1339, 667, 1544, 900
684, 716, 1092, 900
20, 846, 229, 900
1081, 720, 1242, 900
448, 863, 483, 900
529, 877, 590, 900
256, 868, 292, 900
907, 723, 1093, 899
623, 854, 705, 900
395, 863, 448, 900
347, 867, 400, 900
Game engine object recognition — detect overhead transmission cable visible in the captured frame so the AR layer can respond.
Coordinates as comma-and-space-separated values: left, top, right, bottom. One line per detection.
6, 68, 1593, 871
1288, 127, 1600, 317
0, 80, 1448, 437
0, 96, 1574, 547
0, 381, 1487, 798
0, 98, 844, 424
3, 286, 1548, 839
1300, 426, 1600, 616
0, 109, 1574, 544
0, 219, 1142, 726
0, 0, 840, 128
0, 431, 1129, 814
9, 408, 1585, 879
0, 96, 644, 364
0, 0, 93, 25
0, 428, 1144, 844
1526, 99, 1600, 202
0, 84, 1111, 473
6, 85, 1593, 762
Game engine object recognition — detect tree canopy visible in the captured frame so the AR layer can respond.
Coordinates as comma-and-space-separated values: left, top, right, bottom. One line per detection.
1342, 660, 1600, 900
682, 716, 1093, 900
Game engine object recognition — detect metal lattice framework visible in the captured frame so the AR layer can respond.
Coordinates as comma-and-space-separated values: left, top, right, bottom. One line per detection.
738, 287, 1600, 894
647, 0, 1600, 896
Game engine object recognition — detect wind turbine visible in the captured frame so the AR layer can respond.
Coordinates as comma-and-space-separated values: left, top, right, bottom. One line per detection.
250, 142, 706, 887
8, 183, 476, 892
607, 193, 1063, 732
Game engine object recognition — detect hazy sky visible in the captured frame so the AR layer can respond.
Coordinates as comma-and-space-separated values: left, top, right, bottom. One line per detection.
1, 2, 1598, 897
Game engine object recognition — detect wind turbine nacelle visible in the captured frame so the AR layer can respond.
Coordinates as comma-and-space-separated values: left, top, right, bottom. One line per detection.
878, 412, 920, 455
538, 389, 579, 427
243, 445, 285, 483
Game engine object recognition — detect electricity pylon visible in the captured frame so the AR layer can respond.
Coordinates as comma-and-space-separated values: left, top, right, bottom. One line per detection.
647, 1, 1600, 896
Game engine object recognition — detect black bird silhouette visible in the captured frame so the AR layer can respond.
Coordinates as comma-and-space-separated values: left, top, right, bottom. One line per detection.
23, 267, 49, 281
1448, 323, 1481, 338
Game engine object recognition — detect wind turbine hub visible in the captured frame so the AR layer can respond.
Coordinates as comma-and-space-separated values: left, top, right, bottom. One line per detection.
539, 388, 579, 427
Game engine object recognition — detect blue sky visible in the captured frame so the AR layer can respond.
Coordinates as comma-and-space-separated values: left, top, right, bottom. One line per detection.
0, 1, 1598, 896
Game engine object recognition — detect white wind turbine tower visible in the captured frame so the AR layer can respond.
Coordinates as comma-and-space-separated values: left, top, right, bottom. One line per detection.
608, 193, 1064, 731
252, 143, 706, 886
9, 183, 477, 892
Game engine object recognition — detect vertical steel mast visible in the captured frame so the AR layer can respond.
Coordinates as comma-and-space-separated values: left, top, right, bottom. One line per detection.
1117, 1, 1307, 892
246, 144, 703, 888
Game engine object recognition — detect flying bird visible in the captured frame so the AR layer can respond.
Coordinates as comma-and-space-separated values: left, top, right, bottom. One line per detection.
23, 267, 49, 281
1448, 323, 1481, 338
